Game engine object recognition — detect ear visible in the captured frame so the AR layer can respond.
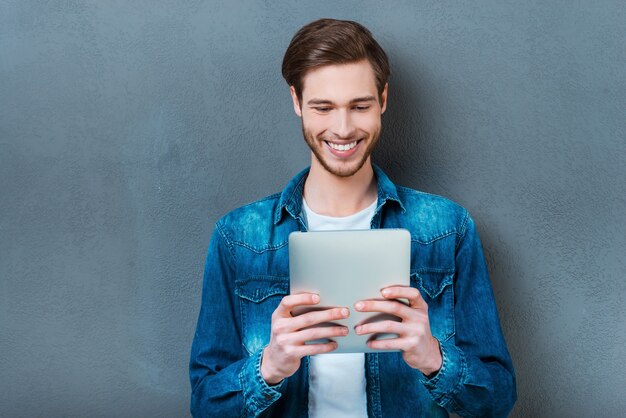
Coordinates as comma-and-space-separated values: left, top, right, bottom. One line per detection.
289, 86, 302, 117
380, 83, 388, 114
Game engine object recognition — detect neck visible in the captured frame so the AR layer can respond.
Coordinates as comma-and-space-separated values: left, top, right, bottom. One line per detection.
303, 156, 378, 217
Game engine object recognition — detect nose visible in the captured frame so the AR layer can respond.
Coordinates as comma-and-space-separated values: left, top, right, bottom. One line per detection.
331, 109, 357, 139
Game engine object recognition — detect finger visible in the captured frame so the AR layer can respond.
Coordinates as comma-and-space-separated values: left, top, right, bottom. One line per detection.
381, 286, 428, 310
355, 320, 404, 337
366, 336, 409, 351
292, 325, 349, 344
295, 341, 339, 357
354, 299, 414, 319
290, 307, 350, 330
275, 293, 320, 317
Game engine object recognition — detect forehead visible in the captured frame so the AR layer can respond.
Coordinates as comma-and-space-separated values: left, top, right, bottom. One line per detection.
301, 60, 378, 100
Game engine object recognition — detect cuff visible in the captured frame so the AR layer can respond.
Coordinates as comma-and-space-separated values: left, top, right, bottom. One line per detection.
420, 339, 466, 403
239, 348, 284, 415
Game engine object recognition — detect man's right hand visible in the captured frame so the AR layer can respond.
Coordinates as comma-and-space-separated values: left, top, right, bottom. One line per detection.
260, 293, 350, 385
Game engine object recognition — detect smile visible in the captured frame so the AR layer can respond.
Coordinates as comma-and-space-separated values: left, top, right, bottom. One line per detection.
325, 140, 360, 151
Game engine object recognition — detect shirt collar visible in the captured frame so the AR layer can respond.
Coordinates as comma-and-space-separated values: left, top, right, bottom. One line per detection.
274, 164, 406, 225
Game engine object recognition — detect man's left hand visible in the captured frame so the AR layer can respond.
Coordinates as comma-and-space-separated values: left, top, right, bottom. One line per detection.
354, 286, 443, 377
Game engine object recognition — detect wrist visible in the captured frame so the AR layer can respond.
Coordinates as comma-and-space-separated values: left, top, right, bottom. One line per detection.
422, 337, 443, 377
260, 347, 283, 385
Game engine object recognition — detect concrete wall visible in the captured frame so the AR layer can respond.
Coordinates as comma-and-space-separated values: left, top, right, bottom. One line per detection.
1, 1, 624, 416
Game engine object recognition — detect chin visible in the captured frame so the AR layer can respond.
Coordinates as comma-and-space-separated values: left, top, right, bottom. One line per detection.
320, 159, 369, 178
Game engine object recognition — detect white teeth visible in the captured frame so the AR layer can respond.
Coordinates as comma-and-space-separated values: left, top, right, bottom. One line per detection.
327, 141, 358, 151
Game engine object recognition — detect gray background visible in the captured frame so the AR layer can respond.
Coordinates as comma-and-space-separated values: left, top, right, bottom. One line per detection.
1, 1, 624, 417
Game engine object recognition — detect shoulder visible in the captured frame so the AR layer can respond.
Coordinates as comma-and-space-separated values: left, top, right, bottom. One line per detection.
395, 186, 471, 243
218, 192, 281, 230
214, 192, 289, 252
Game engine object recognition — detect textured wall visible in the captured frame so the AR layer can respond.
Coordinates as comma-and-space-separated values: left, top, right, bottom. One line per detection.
1, 1, 624, 417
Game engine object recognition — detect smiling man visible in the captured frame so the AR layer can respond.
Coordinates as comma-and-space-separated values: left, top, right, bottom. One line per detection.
190, 18, 516, 418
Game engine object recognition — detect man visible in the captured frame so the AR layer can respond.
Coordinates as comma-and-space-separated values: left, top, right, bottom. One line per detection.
190, 18, 516, 418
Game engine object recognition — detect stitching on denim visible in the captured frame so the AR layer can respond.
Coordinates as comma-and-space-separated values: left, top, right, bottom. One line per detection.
244, 351, 270, 413
373, 166, 404, 209
447, 279, 456, 340
274, 169, 308, 224
231, 240, 288, 253
304, 356, 310, 415
254, 349, 280, 409
236, 275, 289, 283
215, 222, 240, 293
238, 292, 250, 354
410, 272, 455, 341
455, 211, 471, 252
236, 281, 288, 302
215, 221, 232, 248
366, 354, 383, 418
238, 357, 257, 418
395, 186, 470, 245
447, 348, 475, 417
410, 271, 454, 295
411, 267, 455, 274
278, 171, 308, 221
374, 356, 382, 417
411, 229, 457, 244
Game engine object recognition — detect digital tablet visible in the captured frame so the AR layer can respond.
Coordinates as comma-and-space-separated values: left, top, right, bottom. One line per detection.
288, 228, 411, 353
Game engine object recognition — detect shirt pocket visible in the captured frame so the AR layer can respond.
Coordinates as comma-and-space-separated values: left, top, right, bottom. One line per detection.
410, 269, 455, 342
235, 275, 289, 355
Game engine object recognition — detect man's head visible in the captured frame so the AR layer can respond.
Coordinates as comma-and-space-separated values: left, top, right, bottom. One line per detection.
282, 19, 390, 177
282, 18, 390, 105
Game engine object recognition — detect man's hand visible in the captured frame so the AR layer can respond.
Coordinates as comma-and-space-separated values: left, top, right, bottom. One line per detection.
354, 286, 442, 376
260, 293, 350, 385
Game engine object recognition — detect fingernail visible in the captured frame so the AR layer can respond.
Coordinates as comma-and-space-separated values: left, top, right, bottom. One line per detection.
355, 302, 364, 310
381, 289, 390, 296
355, 325, 362, 334
312, 294, 320, 303
341, 308, 349, 317
342, 327, 349, 335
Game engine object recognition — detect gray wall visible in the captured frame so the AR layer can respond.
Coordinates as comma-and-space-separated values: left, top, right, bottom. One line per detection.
1, 1, 624, 417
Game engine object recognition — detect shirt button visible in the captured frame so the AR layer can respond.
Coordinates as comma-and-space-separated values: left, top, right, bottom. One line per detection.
264, 393, 272, 400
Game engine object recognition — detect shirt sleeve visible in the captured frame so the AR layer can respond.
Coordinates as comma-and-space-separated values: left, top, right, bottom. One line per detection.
420, 212, 517, 417
189, 223, 283, 417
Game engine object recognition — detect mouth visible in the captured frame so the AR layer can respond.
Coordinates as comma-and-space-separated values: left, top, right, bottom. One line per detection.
324, 139, 361, 151
323, 139, 363, 158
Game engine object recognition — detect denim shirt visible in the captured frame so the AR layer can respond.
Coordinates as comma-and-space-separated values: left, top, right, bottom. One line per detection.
190, 165, 516, 418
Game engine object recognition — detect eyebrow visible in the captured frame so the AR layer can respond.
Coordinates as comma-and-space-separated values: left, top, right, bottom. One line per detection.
307, 96, 377, 106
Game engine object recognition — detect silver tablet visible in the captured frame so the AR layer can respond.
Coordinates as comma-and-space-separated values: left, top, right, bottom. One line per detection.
288, 229, 410, 353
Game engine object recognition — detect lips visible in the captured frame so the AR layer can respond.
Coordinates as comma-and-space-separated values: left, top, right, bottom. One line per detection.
326, 140, 358, 151
324, 139, 363, 158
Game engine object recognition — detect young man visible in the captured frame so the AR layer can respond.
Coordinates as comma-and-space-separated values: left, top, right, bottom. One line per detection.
190, 18, 516, 418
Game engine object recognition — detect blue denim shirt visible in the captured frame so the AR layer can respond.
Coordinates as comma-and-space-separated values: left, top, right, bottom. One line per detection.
190, 165, 516, 417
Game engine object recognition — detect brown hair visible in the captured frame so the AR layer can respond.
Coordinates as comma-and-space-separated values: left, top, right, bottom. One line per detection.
282, 18, 390, 104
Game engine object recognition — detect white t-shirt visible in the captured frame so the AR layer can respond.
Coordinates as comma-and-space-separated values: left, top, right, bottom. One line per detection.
301, 197, 378, 418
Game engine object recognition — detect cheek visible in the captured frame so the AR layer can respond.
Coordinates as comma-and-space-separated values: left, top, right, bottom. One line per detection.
356, 114, 381, 133
303, 115, 330, 134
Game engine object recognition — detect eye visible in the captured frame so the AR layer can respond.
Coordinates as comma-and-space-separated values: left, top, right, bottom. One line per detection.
354, 105, 371, 111
314, 107, 332, 113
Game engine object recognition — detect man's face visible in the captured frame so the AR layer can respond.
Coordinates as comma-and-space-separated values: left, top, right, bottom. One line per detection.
290, 60, 388, 178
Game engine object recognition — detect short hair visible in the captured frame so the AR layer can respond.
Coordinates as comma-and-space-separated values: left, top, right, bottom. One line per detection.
282, 18, 390, 104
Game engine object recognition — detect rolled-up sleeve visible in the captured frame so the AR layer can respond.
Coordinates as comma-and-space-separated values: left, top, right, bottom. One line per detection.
421, 212, 517, 417
189, 223, 283, 417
